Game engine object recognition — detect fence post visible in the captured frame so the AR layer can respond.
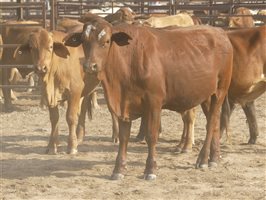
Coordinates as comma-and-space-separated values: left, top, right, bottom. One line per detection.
50, 0, 56, 31
17, 0, 23, 20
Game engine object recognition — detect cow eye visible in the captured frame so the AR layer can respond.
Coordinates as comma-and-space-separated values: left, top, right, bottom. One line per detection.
49, 45, 53, 50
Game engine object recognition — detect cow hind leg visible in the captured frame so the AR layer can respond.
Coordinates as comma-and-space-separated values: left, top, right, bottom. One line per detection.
111, 119, 131, 180
196, 93, 224, 169
46, 106, 60, 154
177, 108, 196, 153
242, 101, 259, 144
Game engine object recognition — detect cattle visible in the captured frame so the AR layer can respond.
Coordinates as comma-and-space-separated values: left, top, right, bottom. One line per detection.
14, 28, 100, 154
104, 7, 135, 25
0, 20, 41, 112
143, 13, 195, 28
64, 21, 233, 180
221, 26, 266, 144
166, 26, 266, 149
229, 7, 255, 28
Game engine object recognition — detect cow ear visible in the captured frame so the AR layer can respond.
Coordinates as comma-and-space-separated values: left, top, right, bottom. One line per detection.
63, 32, 82, 47
53, 42, 70, 59
13, 44, 30, 59
111, 32, 132, 46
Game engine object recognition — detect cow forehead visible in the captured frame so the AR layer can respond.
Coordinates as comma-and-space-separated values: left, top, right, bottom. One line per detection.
98, 29, 106, 40
84, 25, 95, 38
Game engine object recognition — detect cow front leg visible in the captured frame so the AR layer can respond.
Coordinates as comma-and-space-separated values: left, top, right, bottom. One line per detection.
111, 112, 119, 143
111, 119, 131, 180
143, 109, 161, 180
76, 96, 90, 143
242, 101, 259, 144
66, 95, 80, 154
46, 106, 59, 154
136, 117, 162, 144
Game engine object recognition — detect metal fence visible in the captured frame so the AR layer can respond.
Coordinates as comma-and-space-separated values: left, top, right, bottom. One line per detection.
0, 0, 265, 91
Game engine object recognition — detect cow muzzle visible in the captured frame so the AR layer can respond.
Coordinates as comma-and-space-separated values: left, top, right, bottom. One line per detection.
35, 65, 47, 74
83, 62, 98, 73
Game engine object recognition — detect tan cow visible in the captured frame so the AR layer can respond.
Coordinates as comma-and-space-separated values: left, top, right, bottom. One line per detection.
104, 7, 136, 25
143, 12, 194, 28
14, 28, 100, 154
229, 7, 255, 28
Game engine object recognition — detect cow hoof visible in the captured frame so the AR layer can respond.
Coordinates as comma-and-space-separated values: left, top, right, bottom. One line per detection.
181, 148, 192, 153
45, 148, 57, 155
196, 164, 208, 169
248, 138, 256, 144
144, 174, 157, 180
77, 138, 84, 144
112, 138, 119, 143
175, 147, 182, 153
110, 173, 124, 180
68, 148, 78, 155
209, 162, 218, 168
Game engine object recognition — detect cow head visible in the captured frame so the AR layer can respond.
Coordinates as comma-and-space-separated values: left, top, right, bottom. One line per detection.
64, 20, 131, 75
14, 28, 70, 76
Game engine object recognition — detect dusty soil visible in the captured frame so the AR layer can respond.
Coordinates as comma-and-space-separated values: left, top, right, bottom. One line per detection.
1, 90, 266, 200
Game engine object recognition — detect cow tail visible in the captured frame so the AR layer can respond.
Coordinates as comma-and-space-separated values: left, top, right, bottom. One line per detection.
87, 94, 93, 120
220, 95, 230, 140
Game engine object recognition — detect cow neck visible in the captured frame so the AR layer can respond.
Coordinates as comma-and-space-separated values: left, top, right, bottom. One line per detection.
99, 43, 125, 118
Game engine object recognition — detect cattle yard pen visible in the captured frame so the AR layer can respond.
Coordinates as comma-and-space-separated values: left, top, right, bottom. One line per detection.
0, 0, 266, 95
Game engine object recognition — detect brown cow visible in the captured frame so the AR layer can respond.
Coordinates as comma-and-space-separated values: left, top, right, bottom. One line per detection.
65, 22, 233, 180
229, 7, 255, 28
14, 28, 100, 154
221, 26, 266, 144
166, 26, 266, 149
0, 20, 41, 112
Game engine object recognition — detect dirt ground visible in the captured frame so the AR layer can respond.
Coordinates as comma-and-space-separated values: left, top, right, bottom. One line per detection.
1, 89, 266, 200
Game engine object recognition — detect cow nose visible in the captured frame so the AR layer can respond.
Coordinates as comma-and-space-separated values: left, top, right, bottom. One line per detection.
91, 63, 97, 72
35, 65, 47, 74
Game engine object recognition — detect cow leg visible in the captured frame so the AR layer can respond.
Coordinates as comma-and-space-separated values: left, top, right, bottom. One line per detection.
76, 96, 89, 143
66, 95, 81, 154
2, 68, 13, 112
46, 106, 59, 154
91, 91, 100, 109
111, 119, 131, 180
136, 117, 162, 144
177, 108, 196, 153
196, 94, 223, 168
136, 118, 145, 142
242, 101, 259, 144
111, 113, 119, 143
143, 109, 161, 180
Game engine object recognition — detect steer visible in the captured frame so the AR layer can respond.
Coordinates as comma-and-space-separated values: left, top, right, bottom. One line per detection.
1, 20, 40, 112
221, 26, 266, 144
14, 28, 100, 154
65, 22, 233, 180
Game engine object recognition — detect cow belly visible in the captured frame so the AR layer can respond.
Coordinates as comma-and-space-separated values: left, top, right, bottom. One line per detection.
230, 75, 266, 105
